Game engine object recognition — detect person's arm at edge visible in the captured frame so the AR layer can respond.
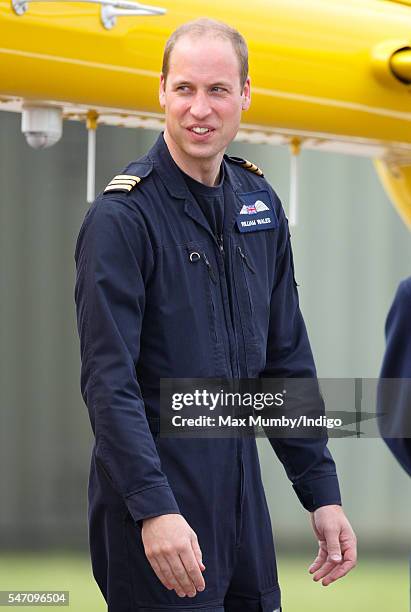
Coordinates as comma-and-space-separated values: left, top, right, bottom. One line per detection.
378, 279, 411, 476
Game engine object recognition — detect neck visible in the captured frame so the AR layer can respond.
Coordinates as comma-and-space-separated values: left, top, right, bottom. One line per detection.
164, 130, 223, 186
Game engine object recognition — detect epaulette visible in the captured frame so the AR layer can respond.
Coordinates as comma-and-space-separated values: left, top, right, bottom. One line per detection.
226, 156, 264, 177
104, 175, 142, 193
103, 160, 153, 194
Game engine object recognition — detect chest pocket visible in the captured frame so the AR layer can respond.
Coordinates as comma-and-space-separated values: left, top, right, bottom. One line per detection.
146, 241, 227, 377
235, 245, 256, 335
186, 243, 219, 343
185, 241, 227, 376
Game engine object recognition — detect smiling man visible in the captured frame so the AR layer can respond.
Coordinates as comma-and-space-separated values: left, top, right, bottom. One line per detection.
75, 18, 357, 612
159, 29, 249, 186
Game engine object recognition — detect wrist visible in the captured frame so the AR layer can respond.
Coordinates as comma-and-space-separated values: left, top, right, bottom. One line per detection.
142, 512, 180, 526
311, 503, 343, 515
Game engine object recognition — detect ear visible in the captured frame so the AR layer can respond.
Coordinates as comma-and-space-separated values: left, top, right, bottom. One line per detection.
241, 76, 251, 111
159, 73, 166, 108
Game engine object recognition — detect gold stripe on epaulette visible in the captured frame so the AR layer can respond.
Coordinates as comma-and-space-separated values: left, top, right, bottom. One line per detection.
108, 177, 141, 186
110, 175, 141, 181
242, 160, 263, 176
108, 179, 138, 187
104, 183, 135, 192
104, 174, 142, 194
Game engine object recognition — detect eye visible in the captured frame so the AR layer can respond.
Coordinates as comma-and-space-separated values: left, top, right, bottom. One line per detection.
176, 85, 190, 92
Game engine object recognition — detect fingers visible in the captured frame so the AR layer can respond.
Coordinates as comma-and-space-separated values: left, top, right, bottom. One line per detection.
179, 542, 206, 592
146, 545, 195, 597
312, 558, 339, 583
191, 532, 206, 572
310, 527, 342, 581
313, 550, 356, 586
321, 556, 356, 587
308, 544, 327, 574
141, 516, 206, 598
164, 551, 197, 597
149, 555, 183, 595
323, 529, 342, 563
309, 506, 357, 587
164, 533, 206, 596
312, 536, 357, 586
322, 530, 357, 586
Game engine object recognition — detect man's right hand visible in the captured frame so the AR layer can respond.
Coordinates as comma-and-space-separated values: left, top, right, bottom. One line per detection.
141, 514, 206, 598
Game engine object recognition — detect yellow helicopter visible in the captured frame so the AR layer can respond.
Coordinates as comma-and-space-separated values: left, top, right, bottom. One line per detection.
1, 0, 411, 226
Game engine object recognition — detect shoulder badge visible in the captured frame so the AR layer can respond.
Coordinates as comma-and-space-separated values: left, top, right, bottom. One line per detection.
226, 156, 264, 177
104, 174, 142, 194
103, 160, 153, 195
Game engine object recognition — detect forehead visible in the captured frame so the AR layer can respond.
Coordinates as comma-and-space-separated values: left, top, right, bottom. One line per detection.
167, 34, 240, 82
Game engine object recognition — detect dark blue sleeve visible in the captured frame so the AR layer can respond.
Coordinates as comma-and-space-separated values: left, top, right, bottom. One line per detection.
379, 278, 411, 477
74, 196, 180, 523
261, 204, 341, 512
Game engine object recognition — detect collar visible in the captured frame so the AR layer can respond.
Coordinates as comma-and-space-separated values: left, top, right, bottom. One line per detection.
180, 163, 225, 197
147, 132, 242, 198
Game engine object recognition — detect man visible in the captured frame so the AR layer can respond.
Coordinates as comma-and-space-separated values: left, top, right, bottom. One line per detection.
379, 277, 411, 476
75, 18, 356, 612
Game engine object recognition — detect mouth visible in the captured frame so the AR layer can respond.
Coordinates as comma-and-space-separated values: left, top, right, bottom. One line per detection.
186, 126, 216, 140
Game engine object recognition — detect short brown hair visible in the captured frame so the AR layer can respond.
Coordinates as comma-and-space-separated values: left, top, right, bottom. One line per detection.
162, 18, 249, 89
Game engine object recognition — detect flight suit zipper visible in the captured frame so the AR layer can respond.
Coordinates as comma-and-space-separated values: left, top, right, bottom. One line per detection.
214, 233, 239, 378
201, 252, 219, 343
217, 234, 225, 257
232, 244, 259, 376
237, 246, 256, 274
237, 246, 255, 317
202, 252, 217, 284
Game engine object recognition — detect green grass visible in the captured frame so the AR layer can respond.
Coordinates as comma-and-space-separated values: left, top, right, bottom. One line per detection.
0, 554, 104, 611
0, 553, 409, 611
279, 555, 409, 612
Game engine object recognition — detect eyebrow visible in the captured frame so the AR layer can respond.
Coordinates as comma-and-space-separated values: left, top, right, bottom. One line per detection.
172, 80, 232, 89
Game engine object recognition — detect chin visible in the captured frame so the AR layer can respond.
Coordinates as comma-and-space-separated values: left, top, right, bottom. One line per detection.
182, 143, 220, 159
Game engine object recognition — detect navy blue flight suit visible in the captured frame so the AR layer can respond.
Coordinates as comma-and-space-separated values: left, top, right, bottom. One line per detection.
74, 133, 342, 612
379, 277, 411, 476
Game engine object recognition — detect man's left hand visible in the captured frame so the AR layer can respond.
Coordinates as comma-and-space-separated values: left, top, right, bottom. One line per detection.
309, 504, 357, 586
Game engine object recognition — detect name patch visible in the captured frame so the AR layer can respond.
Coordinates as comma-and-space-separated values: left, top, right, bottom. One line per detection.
236, 189, 278, 233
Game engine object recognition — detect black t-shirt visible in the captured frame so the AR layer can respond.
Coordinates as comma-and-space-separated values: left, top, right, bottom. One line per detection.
180, 165, 225, 239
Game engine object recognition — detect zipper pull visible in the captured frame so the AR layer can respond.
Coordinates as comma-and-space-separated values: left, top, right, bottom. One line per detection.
217, 234, 225, 257
202, 252, 217, 283
237, 246, 256, 274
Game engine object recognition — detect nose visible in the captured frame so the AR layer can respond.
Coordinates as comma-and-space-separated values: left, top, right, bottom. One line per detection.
190, 90, 212, 119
